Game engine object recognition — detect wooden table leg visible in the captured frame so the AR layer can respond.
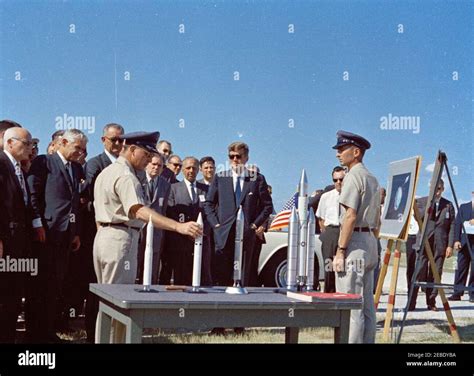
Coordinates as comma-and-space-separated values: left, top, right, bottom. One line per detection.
335, 310, 350, 343
285, 327, 299, 343
97, 302, 112, 344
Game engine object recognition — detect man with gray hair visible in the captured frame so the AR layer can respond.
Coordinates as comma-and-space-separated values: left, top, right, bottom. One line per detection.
26, 128, 88, 343
0, 125, 32, 342
0, 119, 22, 150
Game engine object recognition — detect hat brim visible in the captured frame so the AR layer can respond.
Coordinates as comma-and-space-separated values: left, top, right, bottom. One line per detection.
332, 142, 352, 149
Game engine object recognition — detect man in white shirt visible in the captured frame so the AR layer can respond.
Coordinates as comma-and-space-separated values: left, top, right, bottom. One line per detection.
316, 166, 345, 292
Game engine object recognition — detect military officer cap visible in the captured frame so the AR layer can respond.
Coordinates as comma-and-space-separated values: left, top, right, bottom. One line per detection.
332, 130, 371, 150
119, 131, 160, 153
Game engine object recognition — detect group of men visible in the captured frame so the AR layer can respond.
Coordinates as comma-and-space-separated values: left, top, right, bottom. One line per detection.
1, 120, 472, 344
0, 120, 275, 343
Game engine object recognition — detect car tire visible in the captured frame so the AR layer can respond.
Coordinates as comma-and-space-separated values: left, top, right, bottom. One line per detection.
258, 248, 320, 288
258, 249, 287, 287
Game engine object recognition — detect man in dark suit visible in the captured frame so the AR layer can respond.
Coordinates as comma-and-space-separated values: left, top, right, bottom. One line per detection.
80, 123, 124, 342
0, 126, 32, 343
166, 157, 211, 285
448, 195, 474, 303
204, 142, 273, 287
26, 128, 87, 342
412, 179, 455, 311
137, 153, 171, 284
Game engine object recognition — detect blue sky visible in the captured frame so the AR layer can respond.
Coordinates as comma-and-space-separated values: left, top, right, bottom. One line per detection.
1, 0, 472, 209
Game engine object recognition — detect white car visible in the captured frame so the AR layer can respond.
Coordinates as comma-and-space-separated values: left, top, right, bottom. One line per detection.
257, 229, 324, 287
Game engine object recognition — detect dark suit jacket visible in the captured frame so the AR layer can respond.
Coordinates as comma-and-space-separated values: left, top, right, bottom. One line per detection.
140, 174, 171, 253
167, 180, 209, 235
165, 180, 210, 284
416, 196, 455, 252
27, 152, 85, 237
85, 152, 113, 202
0, 151, 31, 257
203, 170, 274, 251
161, 166, 179, 184
454, 201, 473, 246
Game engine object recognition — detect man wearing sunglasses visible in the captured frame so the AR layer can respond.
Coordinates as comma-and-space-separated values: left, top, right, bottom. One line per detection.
332, 130, 380, 344
204, 142, 273, 288
316, 166, 346, 293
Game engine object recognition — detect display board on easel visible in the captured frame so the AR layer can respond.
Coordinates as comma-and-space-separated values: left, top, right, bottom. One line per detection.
379, 156, 422, 241
374, 156, 421, 342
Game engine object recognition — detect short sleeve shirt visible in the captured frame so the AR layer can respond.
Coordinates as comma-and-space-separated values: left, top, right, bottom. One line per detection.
94, 156, 146, 228
339, 162, 381, 228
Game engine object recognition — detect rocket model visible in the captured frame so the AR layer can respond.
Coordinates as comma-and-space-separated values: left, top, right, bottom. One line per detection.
190, 212, 204, 293
297, 169, 309, 289
305, 208, 316, 291
226, 206, 248, 294
286, 207, 299, 291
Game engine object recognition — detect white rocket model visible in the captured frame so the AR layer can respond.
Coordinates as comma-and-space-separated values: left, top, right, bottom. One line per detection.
226, 206, 248, 294
297, 169, 309, 289
191, 212, 204, 293
305, 208, 316, 291
286, 207, 299, 291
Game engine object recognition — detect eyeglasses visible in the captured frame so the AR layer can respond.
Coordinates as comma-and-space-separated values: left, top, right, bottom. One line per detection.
333, 178, 344, 183
171, 163, 182, 167
12, 137, 33, 147
228, 154, 242, 160
161, 149, 171, 153
104, 136, 121, 144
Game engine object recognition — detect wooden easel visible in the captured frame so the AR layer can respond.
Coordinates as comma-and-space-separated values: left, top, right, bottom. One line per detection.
375, 151, 461, 343
374, 207, 460, 342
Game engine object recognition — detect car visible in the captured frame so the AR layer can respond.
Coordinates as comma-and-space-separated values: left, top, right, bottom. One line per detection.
257, 229, 324, 288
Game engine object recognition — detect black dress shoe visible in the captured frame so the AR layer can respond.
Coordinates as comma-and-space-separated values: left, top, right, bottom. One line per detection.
233, 327, 245, 335
447, 295, 461, 301
427, 305, 438, 312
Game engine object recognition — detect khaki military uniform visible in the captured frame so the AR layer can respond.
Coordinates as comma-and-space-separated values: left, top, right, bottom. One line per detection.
337, 162, 380, 344
93, 156, 146, 343
93, 156, 146, 285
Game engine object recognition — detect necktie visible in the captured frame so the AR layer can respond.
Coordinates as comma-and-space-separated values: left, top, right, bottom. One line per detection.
235, 176, 241, 207
148, 179, 155, 201
190, 182, 197, 203
65, 162, 73, 184
15, 163, 28, 204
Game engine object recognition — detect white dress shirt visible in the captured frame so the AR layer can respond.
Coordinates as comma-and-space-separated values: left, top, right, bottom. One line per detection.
316, 189, 341, 226
104, 149, 117, 164
184, 178, 197, 202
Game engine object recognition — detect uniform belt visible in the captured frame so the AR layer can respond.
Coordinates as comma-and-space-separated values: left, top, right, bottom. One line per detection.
99, 223, 141, 232
326, 225, 340, 228
354, 227, 372, 232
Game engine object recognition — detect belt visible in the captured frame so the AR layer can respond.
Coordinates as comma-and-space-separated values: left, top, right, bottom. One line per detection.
354, 227, 372, 232
99, 223, 141, 232
326, 225, 340, 228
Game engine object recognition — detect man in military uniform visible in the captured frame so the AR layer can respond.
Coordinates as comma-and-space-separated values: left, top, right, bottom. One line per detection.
93, 131, 202, 343
332, 130, 381, 344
